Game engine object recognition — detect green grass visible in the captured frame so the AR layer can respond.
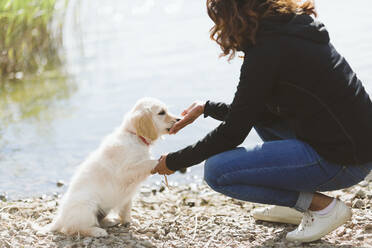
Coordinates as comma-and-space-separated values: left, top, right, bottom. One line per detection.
0, 0, 65, 79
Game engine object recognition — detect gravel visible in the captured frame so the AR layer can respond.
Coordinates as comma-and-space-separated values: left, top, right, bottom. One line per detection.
0, 181, 370, 247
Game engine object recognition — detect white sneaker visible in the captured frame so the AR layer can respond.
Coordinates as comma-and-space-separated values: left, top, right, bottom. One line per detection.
286, 200, 352, 243
252, 205, 303, 225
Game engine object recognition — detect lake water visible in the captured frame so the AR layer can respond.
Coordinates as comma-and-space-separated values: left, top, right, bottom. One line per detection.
1, 0, 371, 199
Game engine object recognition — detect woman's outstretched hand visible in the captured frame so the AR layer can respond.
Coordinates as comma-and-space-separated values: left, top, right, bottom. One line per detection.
169, 101, 205, 134
152, 101, 205, 175
151, 155, 175, 175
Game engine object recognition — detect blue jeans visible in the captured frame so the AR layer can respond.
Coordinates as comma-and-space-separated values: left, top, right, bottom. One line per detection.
204, 120, 372, 212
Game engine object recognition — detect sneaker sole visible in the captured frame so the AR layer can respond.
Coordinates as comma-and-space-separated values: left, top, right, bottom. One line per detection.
253, 213, 302, 225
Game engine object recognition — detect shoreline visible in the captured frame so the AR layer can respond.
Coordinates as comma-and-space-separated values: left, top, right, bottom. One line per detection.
0, 182, 371, 248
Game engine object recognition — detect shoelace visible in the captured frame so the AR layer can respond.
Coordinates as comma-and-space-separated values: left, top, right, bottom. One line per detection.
298, 211, 315, 231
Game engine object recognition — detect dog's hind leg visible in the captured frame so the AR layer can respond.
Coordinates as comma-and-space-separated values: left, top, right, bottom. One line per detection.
60, 202, 106, 236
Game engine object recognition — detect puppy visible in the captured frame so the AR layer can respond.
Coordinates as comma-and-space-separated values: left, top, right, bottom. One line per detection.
46, 98, 179, 237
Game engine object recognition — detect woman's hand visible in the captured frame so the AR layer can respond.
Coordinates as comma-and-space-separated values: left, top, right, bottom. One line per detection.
151, 155, 175, 175
169, 101, 205, 134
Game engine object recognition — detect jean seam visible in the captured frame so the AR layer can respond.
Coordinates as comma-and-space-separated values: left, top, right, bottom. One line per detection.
345, 167, 367, 182
216, 160, 321, 186
315, 166, 345, 191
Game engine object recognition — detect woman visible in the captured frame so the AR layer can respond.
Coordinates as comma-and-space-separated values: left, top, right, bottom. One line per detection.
152, 0, 372, 243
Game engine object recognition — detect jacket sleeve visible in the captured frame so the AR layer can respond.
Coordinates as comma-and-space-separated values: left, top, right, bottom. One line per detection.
166, 45, 280, 171
203, 101, 231, 121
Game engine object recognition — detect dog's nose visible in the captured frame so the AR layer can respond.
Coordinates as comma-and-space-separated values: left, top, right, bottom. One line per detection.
176, 118, 181, 122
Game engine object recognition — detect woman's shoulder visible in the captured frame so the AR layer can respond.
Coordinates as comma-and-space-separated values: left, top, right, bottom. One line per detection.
258, 14, 330, 45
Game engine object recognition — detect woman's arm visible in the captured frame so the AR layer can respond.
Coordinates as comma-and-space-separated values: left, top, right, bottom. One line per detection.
204, 101, 231, 121
169, 100, 231, 135
165, 43, 281, 171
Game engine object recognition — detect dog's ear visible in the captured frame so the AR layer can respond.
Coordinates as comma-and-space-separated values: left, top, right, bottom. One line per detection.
132, 110, 158, 141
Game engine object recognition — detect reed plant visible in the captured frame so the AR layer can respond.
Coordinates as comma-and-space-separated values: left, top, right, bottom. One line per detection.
0, 0, 64, 79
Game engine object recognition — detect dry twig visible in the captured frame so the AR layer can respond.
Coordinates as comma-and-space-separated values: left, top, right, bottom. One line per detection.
192, 214, 198, 240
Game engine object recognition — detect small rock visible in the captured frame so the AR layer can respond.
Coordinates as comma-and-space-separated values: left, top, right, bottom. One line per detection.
367, 193, 372, 200
83, 237, 93, 246
356, 234, 364, 240
35, 231, 47, 237
352, 199, 365, 209
359, 180, 369, 187
141, 240, 154, 248
140, 190, 151, 197
343, 194, 355, 203
365, 172, 372, 181
336, 226, 346, 237
56, 180, 65, 187
0, 193, 7, 202
200, 198, 209, 206
52, 236, 63, 242
287, 241, 301, 247
365, 223, 372, 232
355, 189, 366, 199
354, 215, 365, 221
159, 186, 165, 193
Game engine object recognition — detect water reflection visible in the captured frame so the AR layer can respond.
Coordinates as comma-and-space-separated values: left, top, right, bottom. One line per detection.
0, 73, 76, 127
0, 71, 77, 199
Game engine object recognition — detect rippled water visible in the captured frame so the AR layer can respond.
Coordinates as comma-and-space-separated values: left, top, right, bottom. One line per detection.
1, 0, 371, 199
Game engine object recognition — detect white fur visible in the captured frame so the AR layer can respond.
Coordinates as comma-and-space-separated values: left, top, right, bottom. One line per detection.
46, 98, 179, 237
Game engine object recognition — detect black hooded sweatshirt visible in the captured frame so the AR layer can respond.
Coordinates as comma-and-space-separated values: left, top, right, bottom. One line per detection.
166, 14, 372, 171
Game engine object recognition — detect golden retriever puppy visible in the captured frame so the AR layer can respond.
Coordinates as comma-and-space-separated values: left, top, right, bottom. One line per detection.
46, 98, 179, 237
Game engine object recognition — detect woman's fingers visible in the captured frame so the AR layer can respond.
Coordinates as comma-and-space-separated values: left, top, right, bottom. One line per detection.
169, 122, 184, 134
170, 114, 195, 134
181, 103, 197, 116
151, 157, 162, 174
171, 116, 191, 132
171, 101, 205, 134
151, 155, 174, 175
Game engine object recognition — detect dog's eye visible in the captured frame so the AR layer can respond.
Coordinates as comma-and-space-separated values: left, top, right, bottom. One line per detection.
158, 110, 166, 115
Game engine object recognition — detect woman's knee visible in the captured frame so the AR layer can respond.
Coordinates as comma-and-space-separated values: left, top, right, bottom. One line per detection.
204, 147, 247, 189
204, 156, 223, 188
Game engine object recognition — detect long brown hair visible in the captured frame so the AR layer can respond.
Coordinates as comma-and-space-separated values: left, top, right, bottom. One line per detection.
207, 0, 317, 60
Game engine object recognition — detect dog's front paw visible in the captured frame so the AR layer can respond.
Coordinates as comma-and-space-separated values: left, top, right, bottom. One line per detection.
101, 217, 121, 228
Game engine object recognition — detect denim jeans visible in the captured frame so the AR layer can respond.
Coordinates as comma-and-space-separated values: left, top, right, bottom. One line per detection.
204, 120, 372, 212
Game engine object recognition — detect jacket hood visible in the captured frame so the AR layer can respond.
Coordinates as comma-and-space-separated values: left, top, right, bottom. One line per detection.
257, 14, 330, 44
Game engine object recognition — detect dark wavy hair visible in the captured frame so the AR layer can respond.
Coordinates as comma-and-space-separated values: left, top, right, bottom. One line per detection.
207, 0, 317, 60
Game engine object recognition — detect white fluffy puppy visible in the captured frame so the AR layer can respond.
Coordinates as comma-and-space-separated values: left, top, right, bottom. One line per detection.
47, 98, 179, 237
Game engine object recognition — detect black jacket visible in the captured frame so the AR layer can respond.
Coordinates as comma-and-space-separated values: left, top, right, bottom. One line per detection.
166, 14, 372, 171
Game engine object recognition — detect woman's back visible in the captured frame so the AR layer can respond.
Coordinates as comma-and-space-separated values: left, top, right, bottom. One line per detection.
251, 14, 372, 165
